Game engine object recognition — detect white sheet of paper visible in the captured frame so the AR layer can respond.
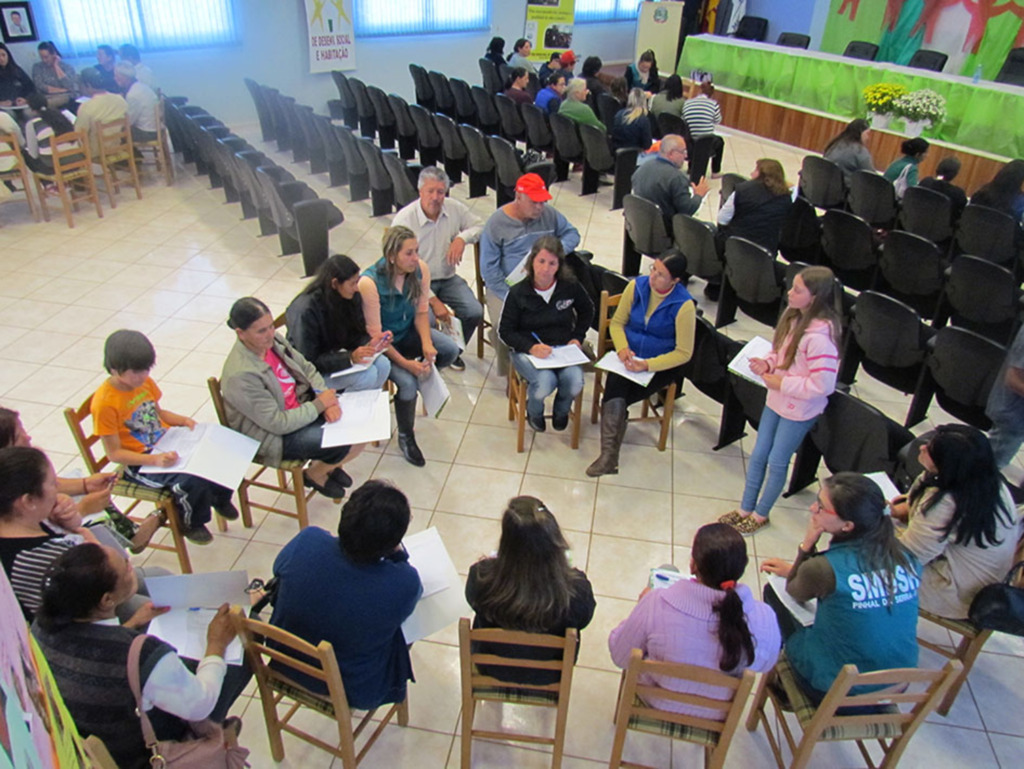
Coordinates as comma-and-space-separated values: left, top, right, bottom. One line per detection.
329, 351, 383, 379
149, 610, 243, 664
766, 574, 817, 627
727, 336, 774, 386
321, 390, 392, 447
420, 366, 450, 418
596, 350, 656, 386
648, 568, 688, 590
438, 317, 466, 353
504, 253, 530, 287
865, 472, 901, 502
145, 571, 250, 610
401, 527, 469, 644
526, 344, 590, 370
139, 423, 259, 490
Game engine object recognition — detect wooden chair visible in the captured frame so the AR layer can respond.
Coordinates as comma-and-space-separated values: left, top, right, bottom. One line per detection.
590, 290, 677, 452
95, 116, 142, 208
609, 649, 755, 769
916, 530, 1024, 716
63, 396, 194, 574
32, 130, 103, 228
0, 133, 39, 222
745, 652, 963, 769
231, 608, 407, 766
472, 242, 493, 360
82, 735, 119, 768
458, 617, 578, 769
133, 96, 174, 186
508, 365, 583, 453
207, 376, 321, 531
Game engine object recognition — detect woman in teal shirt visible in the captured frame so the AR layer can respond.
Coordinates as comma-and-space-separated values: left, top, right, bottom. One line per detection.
884, 137, 929, 196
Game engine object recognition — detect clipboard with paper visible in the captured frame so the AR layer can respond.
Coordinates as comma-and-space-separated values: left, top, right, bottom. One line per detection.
727, 336, 773, 386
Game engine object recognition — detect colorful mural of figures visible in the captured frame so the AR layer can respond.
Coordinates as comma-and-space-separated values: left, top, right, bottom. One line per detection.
822, 0, 1024, 78
306, 0, 356, 73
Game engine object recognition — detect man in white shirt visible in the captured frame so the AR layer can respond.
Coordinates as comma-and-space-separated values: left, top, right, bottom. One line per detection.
119, 44, 157, 89
391, 166, 484, 371
114, 61, 158, 142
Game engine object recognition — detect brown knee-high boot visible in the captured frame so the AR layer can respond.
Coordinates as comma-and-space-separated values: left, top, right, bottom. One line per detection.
586, 398, 627, 477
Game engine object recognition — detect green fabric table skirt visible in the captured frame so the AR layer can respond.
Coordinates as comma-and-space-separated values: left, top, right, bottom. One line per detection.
679, 35, 1020, 159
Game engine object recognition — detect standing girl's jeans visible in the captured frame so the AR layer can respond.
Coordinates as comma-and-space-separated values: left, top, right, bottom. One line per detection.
510, 353, 584, 421
740, 406, 817, 518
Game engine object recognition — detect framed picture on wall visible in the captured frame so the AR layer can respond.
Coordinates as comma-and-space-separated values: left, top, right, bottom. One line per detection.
0, 2, 37, 43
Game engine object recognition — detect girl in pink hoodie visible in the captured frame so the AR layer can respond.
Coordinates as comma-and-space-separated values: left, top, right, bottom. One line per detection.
721, 266, 841, 535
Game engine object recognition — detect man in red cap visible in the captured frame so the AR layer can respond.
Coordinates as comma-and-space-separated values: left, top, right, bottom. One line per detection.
479, 172, 581, 376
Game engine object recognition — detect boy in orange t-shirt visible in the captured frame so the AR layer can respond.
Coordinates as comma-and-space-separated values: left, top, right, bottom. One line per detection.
91, 330, 238, 544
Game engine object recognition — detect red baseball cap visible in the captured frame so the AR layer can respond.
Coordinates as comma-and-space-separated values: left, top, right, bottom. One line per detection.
515, 173, 552, 202
561, 50, 576, 67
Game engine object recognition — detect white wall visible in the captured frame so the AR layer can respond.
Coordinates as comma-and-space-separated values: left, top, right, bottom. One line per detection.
18, 0, 635, 125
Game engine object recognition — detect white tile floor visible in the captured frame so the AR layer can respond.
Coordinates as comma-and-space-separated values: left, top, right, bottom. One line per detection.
2, 120, 1023, 768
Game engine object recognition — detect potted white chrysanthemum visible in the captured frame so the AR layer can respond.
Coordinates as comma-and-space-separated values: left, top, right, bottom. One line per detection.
892, 88, 947, 137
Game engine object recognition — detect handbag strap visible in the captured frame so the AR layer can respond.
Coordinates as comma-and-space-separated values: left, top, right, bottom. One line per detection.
126, 634, 160, 746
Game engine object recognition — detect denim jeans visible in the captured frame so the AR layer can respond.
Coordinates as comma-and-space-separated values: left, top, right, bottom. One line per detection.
740, 406, 817, 518
510, 352, 584, 421
324, 355, 391, 393
987, 420, 1024, 469
429, 276, 483, 346
389, 328, 460, 402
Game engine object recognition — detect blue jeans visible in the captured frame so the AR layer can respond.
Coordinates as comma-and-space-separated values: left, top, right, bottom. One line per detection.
389, 328, 460, 402
511, 352, 584, 421
740, 406, 817, 519
430, 275, 483, 346
987, 420, 1024, 469
324, 355, 391, 393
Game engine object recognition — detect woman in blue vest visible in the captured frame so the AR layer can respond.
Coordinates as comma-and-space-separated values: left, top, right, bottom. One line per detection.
358, 226, 459, 467
587, 255, 695, 476
760, 472, 920, 702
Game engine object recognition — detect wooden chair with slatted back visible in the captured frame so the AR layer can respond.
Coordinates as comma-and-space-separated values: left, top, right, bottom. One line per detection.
591, 290, 678, 451
63, 396, 193, 573
133, 96, 174, 186
507, 365, 583, 453
0, 132, 39, 222
459, 617, 578, 769
917, 529, 1024, 716
472, 242, 494, 359
745, 653, 963, 769
32, 130, 102, 228
231, 607, 407, 766
96, 116, 142, 208
609, 649, 756, 769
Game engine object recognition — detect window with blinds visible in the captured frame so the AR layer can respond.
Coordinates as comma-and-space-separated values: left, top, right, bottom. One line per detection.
353, 0, 489, 38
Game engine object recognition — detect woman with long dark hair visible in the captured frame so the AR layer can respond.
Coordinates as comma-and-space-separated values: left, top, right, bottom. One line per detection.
823, 118, 875, 184
971, 158, 1024, 220
0, 42, 35, 106
892, 425, 1020, 619
650, 73, 685, 119
625, 49, 661, 94
31, 41, 78, 106
484, 37, 505, 67
761, 473, 920, 701
285, 253, 391, 393
466, 496, 595, 684
609, 523, 780, 717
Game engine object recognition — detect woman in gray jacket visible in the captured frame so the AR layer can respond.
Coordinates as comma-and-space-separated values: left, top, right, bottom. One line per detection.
220, 297, 352, 499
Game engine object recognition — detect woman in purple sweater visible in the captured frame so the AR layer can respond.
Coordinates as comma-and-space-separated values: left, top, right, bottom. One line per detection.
608, 523, 780, 717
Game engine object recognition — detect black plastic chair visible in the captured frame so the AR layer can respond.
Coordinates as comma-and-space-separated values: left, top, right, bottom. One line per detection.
908, 49, 948, 72
311, 114, 347, 188
838, 290, 931, 394
682, 315, 745, 410
549, 113, 584, 182
906, 327, 1006, 429
459, 124, 496, 199
212, 134, 250, 204
821, 209, 878, 290
899, 185, 954, 245
386, 93, 419, 161
355, 137, 395, 216
578, 123, 613, 196
995, 48, 1024, 85
366, 85, 396, 150
236, 151, 285, 234
877, 230, 946, 316
785, 390, 915, 496
847, 170, 897, 227
381, 151, 420, 210
716, 237, 785, 329
294, 106, 326, 174
449, 78, 478, 125
494, 93, 526, 143
408, 104, 443, 168
333, 124, 370, 202
799, 155, 845, 209
346, 77, 377, 140
734, 16, 768, 41
479, 58, 504, 96
673, 213, 722, 281
596, 93, 621, 132
521, 102, 554, 153
433, 112, 467, 185
470, 86, 501, 136
488, 135, 525, 207
955, 204, 1018, 267
329, 71, 359, 130
843, 41, 879, 61
409, 63, 435, 110
428, 70, 457, 117
776, 32, 810, 49
228, 148, 263, 220
244, 78, 275, 142
622, 194, 676, 277
779, 196, 822, 265
255, 166, 343, 260
933, 255, 1023, 344
718, 173, 747, 209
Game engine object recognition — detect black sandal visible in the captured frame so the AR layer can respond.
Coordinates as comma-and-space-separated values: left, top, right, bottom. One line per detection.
303, 474, 346, 499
